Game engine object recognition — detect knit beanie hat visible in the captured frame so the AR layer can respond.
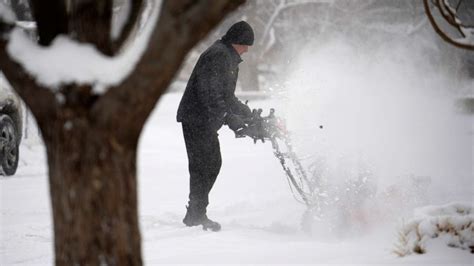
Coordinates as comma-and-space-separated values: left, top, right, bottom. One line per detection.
222, 21, 254, 46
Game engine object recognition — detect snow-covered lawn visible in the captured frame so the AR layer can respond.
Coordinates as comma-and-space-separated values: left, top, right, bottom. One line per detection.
1, 93, 472, 265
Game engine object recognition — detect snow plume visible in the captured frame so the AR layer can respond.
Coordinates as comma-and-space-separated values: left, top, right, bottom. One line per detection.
281, 32, 473, 235
6, 0, 161, 93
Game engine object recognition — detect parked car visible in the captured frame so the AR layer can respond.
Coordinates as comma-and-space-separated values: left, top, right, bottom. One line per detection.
0, 73, 22, 176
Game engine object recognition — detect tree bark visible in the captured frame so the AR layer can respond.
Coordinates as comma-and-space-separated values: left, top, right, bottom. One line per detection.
68, 0, 114, 56
46, 113, 141, 265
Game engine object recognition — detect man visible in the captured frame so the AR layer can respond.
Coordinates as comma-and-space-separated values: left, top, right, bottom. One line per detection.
176, 21, 255, 231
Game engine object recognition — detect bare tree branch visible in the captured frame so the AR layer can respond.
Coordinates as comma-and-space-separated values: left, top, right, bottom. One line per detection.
438, 0, 466, 37
111, 0, 144, 54
438, 0, 457, 26
0, 38, 58, 140
259, 0, 334, 47
424, 0, 474, 50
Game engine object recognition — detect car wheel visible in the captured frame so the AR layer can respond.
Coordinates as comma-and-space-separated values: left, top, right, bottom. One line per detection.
0, 115, 19, 176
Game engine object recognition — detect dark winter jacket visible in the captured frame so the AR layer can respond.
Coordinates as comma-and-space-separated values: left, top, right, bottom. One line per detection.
177, 40, 250, 130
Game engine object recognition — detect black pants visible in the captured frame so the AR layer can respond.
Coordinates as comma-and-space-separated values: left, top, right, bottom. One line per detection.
182, 122, 222, 217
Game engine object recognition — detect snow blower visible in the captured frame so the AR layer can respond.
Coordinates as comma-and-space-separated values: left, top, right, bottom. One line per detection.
235, 108, 322, 209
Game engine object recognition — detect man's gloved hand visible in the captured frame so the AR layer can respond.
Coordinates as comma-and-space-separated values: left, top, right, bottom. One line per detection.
240, 103, 252, 119
226, 114, 246, 132
241, 122, 265, 140
232, 101, 252, 119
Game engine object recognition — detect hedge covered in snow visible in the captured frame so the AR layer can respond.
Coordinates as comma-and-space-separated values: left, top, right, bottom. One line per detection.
394, 202, 474, 256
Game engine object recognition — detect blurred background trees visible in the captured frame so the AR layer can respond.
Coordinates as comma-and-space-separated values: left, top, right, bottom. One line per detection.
4, 0, 472, 94
172, 0, 473, 93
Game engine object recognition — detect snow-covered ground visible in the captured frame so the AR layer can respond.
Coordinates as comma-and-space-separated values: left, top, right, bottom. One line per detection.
1, 92, 472, 265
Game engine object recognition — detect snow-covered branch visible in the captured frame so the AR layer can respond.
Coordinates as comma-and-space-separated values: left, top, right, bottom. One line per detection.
5, 1, 159, 92
0, 3, 59, 124
259, 0, 285, 46
259, 0, 333, 46
424, 0, 474, 50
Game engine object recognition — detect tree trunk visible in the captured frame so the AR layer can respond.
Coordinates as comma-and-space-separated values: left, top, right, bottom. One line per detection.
45, 115, 141, 265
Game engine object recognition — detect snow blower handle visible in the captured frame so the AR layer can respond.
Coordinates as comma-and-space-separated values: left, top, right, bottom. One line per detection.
235, 108, 286, 143
236, 108, 314, 207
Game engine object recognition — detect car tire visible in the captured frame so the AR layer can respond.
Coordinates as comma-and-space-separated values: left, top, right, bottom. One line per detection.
0, 115, 19, 176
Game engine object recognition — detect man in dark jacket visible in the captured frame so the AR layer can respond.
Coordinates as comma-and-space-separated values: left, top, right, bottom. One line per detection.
177, 21, 255, 231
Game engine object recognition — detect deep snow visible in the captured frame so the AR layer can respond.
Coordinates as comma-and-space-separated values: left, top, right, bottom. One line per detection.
0, 92, 472, 265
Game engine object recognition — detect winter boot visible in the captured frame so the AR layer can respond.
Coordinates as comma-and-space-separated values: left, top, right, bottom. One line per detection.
183, 206, 221, 232
183, 205, 202, 226
201, 215, 221, 232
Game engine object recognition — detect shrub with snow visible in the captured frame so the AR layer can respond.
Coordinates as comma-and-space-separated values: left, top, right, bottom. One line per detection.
394, 202, 474, 256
